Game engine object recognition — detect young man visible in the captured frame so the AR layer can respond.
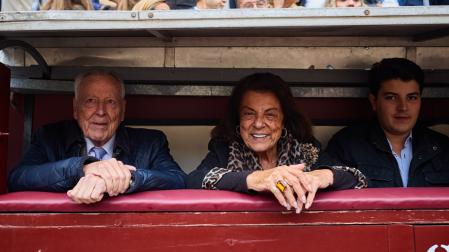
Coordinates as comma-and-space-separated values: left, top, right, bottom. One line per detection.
326, 58, 449, 188
8, 71, 186, 203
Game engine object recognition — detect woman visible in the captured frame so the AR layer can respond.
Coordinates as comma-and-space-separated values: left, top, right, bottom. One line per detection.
41, 0, 94, 10
196, 0, 227, 9
187, 73, 367, 213
132, 0, 170, 10
325, 0, 366, 7
112, 0, 138, 10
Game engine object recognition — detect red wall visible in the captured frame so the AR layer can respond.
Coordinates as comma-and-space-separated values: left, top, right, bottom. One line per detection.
6, 94, 449, 180
0, 64, 10, 193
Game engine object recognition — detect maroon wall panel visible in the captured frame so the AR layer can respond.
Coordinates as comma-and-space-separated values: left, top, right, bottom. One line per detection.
30, 95, 449, 129
0, 225, 388, 252
0, 64, 10, 193
414, 226, 449, 252
30, 95, 373, 130
388, 225, 415, 252
0, 209, 447, 252
7, 94, 449, 172
7, 94, 24, 174
31, 95, 230, 129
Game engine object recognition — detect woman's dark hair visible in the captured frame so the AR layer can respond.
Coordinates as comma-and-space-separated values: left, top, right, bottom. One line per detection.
212, 73, 313, 143
369, 58, 424, 97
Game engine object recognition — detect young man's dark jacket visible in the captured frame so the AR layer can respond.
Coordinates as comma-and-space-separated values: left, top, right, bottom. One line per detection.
8, 120, 186, 192
326, 122, 449, 187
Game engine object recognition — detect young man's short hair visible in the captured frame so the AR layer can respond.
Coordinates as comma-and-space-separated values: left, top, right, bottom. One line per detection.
368, 58, 425, 96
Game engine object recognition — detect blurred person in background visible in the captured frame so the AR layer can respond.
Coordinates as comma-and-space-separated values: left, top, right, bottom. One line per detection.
304, 0, 326, 7
114, 0, 194, 9
368, 0, 449, 5
326, 0, 365, 7
132, 0, 170, 10
196, 0, 227, 9
236, 0, 269, 8
270, 0, 299, 7
1, 0, 33, 11
40, 0, 94, 10
32, 0, 114, 10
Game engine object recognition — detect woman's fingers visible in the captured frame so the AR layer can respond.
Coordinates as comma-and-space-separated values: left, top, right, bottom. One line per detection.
270, 165, 304, 212
305, 188, 316, 209
280, 182, 298, 211
279, 165, 324, 213
304, 176, 321, 209
270, 184, 290, 210
303, 170, 334, 209
248, 165, 323, 212
290, 183, 306, 214
281, 174, 304, 211
298, 171, 314, 192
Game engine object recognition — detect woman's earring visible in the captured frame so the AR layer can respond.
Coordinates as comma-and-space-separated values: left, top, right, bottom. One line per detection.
281, 127, 288, 138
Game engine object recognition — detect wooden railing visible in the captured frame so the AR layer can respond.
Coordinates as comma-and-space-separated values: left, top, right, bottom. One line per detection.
0, 188, 448, 252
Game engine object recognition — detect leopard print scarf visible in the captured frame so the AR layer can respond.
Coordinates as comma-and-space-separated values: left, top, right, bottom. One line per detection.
202, 131, 367, 190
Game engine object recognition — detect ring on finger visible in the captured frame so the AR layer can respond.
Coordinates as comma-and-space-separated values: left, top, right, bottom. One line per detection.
275, 180, 289, 192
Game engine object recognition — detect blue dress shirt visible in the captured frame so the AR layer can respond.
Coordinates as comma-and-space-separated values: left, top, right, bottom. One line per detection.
387, 134, 413, 187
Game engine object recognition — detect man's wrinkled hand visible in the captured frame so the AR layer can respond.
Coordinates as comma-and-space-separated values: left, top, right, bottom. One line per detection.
83, 158, 136, 196
67, 174, 107, 204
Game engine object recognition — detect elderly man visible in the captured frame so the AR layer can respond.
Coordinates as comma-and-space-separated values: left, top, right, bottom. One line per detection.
8, 71, 186, 204
326, 58, 449, 188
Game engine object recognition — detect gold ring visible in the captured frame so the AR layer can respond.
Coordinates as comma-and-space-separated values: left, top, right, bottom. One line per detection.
275, 180, 288, 192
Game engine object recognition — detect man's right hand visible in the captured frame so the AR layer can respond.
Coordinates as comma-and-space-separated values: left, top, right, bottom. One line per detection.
83, 158, 136, 196
67, 174, 106, 204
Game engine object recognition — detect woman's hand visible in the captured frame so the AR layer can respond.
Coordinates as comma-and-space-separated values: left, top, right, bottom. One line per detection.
246, 164, 333, 213
301, 169, 334, 210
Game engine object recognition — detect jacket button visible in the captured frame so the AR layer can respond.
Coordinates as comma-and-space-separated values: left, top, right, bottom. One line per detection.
433, 146, 438, 151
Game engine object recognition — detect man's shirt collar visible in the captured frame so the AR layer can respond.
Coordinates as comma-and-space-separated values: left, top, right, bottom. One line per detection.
85, 135, 116, 159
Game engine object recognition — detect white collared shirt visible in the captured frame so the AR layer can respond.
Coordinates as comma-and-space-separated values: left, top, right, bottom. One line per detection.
387, 132, 413, 187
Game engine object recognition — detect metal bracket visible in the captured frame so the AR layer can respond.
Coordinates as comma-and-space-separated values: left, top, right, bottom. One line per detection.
0, 39, 50, 79
146, 29, 173, 42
